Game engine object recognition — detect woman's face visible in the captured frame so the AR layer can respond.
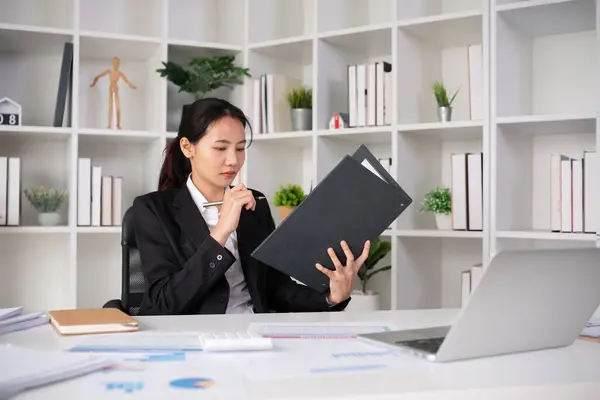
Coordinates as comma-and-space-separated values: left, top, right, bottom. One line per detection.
181, 116, 247, 188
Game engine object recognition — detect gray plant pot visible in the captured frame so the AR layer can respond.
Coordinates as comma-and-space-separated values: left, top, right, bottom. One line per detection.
437, 106, 452, 122
291, 108, 312, 131
38, 212, 61, 227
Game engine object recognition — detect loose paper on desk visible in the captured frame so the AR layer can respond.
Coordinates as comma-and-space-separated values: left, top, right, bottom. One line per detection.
581, 322, 600, 339
247, 322, 395, 339
0, 307, 48, 335
0, 344, 113, 399
209, 337, 413, 381
71, 344, 249, 399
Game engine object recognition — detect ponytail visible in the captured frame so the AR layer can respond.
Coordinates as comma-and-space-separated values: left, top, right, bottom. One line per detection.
157, 98, 253, 191
157, 138, 190, 191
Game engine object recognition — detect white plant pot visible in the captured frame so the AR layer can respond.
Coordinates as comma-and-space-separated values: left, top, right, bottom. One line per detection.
435, 213, 452, 230
345, 292, 380, 313
38, 212, 61, 227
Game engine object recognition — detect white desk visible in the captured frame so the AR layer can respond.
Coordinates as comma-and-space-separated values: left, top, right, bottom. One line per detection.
2, 309, 600, 399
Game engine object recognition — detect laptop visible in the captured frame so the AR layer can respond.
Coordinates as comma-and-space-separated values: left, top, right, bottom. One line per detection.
358, 247, 600, 362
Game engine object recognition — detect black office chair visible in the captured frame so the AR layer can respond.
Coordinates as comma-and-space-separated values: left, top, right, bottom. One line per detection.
102, 206, 146, 316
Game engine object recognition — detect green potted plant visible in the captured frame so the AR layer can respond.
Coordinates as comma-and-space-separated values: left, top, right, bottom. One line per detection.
273, 184, 306, 220
347, 237, 392, 312
24, 186, 68, 227
421, 186, 452, 230
286, 87, 312, 131
432, 80, 459, 122
156, 54, 251, 100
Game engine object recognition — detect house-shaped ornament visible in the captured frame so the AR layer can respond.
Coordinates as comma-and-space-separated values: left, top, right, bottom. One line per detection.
0, 97, 22, 126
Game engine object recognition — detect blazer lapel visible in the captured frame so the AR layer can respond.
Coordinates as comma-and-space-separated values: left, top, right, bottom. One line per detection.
172, 186, 210, 250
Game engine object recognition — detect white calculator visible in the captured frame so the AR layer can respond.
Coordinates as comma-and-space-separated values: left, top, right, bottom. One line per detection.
199, 331, 273, 352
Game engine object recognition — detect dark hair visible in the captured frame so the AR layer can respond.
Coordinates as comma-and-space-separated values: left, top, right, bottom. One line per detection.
158, 97, 253, 191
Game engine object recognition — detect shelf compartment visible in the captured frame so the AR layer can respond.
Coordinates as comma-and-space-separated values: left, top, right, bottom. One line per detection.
0, 226, 70, 234
168, 0, 243, 46
165, 43, 244, 133
395, 130, 484, 231
0, 132, 72, 228
0, 125, 72, 138
396, 12, 484, 124
494, 0, 596, 118
244, 138, 314, 226
315, 135, 392, 185
0, 28, 74, 127
316, 27, 392, 131
396, 229, 484, 238
246, 39, 313, 135
77, 233, 122, 308
79, 0, 162, 38
397, 0, 482, 21
495, 0, 595, 36
395, 236, 483, 309
251, 131, 314, 145
77, 134, 163, 227
496, 230, 597, 242
248, 0, 314, 43
397, 121, 483, 139
316, 0, 394, 33
0, 0, 74, 30
496, 114, 596, 136
79, 35, 164, 132
0, 234, 71, 311
493, 125, 595, 233
316, 127, 393, 144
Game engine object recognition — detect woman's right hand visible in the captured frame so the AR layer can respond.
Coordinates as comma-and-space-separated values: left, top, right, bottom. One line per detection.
211, 184, 256, 246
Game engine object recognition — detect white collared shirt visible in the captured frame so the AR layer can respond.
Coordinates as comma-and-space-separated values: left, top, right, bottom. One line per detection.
186, 176, 253, 314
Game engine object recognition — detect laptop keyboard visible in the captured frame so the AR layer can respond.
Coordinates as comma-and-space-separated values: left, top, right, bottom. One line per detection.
395, 337, 445, 354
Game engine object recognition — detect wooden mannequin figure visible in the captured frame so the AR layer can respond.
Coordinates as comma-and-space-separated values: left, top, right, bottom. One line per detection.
90, 56, 137, 129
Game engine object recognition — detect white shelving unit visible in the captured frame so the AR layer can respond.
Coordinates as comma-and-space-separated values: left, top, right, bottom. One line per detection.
0, 0, 598, 314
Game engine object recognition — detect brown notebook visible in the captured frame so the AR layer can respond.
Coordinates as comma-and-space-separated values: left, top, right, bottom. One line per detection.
48, 308, 139, 335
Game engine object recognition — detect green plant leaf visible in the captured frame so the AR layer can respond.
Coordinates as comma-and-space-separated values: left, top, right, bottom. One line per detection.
420, 186, 452, 214
432, 80, 459, 107
273, 184, 306, 207
156, 55, 251, 100
286, 87, 312, 109
24, 187, 68, 213
365, 265, 391, 281
358, 237, 392, 292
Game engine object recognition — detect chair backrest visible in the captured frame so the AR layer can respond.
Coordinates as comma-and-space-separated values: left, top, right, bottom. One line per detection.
121, 206, 145, 316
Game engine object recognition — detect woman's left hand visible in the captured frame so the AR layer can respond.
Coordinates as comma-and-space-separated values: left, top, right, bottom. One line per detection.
316, 240, 370, 305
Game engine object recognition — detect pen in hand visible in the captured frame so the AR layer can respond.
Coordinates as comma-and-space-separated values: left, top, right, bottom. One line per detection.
203, 196, 266, 208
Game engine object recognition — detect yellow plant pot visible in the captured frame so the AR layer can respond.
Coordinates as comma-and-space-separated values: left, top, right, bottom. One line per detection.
279, 206, 296, 221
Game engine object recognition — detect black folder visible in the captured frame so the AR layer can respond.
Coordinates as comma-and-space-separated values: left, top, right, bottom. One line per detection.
251, 145, 412, 293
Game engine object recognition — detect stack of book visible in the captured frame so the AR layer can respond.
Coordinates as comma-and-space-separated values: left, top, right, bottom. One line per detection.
451, 152, 484, 231
77, 158, 123, 227
550, 151, 597, 234
347, 61, 393, 127
0, 156, 21, 226
250, 73, 301, 134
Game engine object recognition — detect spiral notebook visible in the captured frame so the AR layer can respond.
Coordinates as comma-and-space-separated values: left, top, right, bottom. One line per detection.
251, 144, 412, 292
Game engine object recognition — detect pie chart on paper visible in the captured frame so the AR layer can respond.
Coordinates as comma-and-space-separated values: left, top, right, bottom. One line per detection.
169, 377, 216, 389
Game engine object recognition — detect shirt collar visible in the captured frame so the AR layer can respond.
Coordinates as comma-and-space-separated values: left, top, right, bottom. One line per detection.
186, 174, 229, 214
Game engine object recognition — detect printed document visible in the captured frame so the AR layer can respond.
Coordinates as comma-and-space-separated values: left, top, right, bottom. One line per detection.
210, 338, 413, 381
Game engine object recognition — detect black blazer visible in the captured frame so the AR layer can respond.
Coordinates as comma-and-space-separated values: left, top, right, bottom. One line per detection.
131, 185, 350, 315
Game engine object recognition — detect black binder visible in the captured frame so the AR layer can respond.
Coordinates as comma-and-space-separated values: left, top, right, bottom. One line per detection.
251, 145, 412, 293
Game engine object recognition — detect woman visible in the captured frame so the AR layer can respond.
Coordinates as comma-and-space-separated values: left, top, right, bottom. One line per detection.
131, 98, 370, 315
